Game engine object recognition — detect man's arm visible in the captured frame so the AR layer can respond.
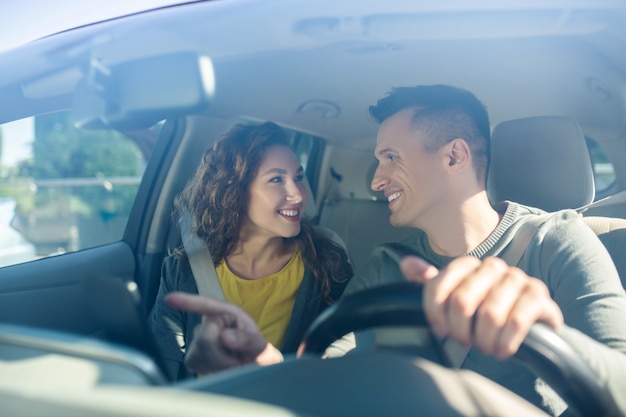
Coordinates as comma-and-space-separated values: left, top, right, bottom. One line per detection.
402, 246, 626, 415
529, 213, 626, 413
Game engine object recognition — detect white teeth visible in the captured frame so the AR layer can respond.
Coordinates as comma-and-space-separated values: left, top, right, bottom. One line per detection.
388, 192, 400, 203
279, 209, 299, 217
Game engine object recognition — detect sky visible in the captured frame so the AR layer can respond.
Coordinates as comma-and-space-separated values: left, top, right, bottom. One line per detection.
0, 0, 187, 53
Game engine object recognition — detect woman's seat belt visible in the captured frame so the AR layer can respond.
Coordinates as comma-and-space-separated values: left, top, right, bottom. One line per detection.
179, 211, 350, 299
179, 212, 225, 300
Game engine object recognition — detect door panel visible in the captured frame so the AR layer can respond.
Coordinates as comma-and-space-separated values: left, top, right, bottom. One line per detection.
0, 242, 136, 335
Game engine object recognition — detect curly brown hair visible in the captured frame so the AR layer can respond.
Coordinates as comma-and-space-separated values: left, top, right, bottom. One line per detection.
177, 121, 351, 303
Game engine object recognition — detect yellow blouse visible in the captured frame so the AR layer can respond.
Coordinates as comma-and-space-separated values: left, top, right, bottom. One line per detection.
215, 251, 304, 349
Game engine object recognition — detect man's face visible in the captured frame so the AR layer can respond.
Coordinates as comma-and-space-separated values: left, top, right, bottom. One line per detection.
371, 108, 448, 229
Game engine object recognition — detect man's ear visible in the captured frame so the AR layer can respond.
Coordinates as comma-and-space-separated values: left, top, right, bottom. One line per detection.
445, 139, 471, 172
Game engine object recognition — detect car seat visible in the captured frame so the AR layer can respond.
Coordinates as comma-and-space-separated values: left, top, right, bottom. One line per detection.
303, 179, 350, 257
488, 115, 626, 289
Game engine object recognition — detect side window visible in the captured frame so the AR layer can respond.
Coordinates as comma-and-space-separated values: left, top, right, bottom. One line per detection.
0, 110, 159, 268
586, 137, 616, 198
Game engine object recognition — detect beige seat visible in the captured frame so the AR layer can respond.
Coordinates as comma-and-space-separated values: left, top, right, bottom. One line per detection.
578, 215, 626, 290
489, 116, 626, 288
303, 179, 351, 260
318, 196, 414, 273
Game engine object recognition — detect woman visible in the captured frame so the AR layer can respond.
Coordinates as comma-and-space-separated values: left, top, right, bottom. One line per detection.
149, 122, 353, 380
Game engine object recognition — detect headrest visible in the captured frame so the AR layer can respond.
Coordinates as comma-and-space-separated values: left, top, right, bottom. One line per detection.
488, 116, 595, 212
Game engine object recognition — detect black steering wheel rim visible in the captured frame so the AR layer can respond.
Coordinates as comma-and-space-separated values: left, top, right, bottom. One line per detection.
297, 282, 620, 417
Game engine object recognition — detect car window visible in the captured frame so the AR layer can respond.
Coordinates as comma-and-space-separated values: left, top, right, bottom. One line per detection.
586, 137, 616, 198
0, 110, 160, 267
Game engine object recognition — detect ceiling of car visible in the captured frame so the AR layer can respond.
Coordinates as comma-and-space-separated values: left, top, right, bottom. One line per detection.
1, 0, 626, 149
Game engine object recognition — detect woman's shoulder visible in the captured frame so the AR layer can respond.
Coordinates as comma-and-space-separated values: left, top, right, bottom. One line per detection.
162, 250, 188, 269
161, 250, 197, 291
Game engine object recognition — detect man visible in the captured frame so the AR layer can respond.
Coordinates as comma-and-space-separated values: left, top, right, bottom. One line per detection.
166, 85, 626, 415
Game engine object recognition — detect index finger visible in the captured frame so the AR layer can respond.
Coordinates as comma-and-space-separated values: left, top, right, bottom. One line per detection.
400, 256, 439, 283
165, 292, 240, 317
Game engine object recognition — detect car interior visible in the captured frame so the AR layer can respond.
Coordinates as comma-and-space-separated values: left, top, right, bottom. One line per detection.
488, 115, 626, 288
1, 1, 626, 416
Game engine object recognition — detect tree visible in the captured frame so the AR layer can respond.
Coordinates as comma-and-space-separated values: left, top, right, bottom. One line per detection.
21, 111, 145, 220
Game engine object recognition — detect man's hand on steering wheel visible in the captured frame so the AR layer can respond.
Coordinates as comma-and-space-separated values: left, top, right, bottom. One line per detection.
400, 255, 564, 359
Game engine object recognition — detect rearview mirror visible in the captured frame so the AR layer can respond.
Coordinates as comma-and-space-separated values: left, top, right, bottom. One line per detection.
73, 52, 214, 129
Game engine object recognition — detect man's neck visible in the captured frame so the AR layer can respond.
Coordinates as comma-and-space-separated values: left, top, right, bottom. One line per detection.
422, 191, 501, 257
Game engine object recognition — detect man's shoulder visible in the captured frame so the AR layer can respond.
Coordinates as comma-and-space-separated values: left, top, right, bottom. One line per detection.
506, 201, 579, 219
505, 202, 584, 232
507, 204, 602, 263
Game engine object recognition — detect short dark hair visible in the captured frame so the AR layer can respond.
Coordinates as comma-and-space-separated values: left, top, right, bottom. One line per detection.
369, 85, 491, 183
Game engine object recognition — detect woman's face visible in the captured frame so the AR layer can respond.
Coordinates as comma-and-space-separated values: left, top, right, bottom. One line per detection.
244, 145, 308, 239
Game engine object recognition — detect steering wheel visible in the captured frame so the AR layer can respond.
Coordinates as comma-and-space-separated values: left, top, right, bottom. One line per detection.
297, 282, 620, 417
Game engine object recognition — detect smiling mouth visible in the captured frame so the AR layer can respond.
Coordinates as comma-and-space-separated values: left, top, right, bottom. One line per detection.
387, 192, 400, 203
278, 209, 300, 217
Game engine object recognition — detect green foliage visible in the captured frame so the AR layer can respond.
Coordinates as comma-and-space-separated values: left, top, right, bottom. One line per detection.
0, 183, 34, 213
29, 112, 140, 179
15, 112, 144, 220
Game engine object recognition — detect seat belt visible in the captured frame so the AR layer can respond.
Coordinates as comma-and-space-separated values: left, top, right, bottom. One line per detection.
576, 189, 626, 214
499, 213, 553, 267
179, 212, 225, 300
442, 213, 552, 367
180, 212, 350, 297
